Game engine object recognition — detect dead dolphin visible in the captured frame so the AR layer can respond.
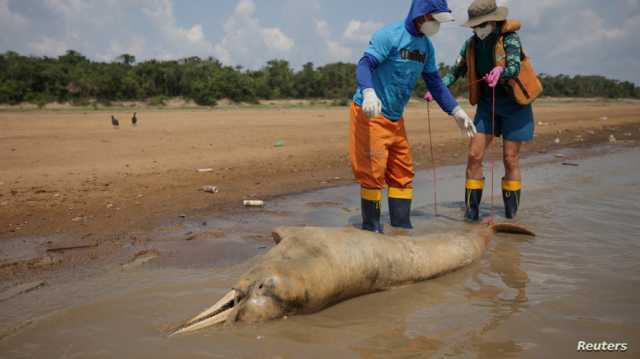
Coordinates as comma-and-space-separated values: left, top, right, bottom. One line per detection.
171, 223, 534, 335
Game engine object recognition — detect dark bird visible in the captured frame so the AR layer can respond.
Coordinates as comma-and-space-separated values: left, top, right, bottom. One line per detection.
111, 115, 120, 128
131, 112, 138, 126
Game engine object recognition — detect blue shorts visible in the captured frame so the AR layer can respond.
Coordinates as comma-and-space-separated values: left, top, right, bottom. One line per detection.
474, 96, 534, 142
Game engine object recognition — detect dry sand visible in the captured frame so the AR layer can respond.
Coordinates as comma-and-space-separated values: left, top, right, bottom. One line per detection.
0, 99, 639, 270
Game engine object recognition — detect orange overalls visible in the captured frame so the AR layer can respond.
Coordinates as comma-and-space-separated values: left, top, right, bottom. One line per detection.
349, 103, 415, 202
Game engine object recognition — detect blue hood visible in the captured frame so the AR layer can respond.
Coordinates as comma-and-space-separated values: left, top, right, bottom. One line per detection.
404, 0, 452, 36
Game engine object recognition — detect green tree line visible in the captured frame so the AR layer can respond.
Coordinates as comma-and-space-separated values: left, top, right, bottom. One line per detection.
1, 50, 638, 106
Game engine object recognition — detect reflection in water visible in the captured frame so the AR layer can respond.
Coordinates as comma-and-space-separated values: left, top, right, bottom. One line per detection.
468, 237, 531, 358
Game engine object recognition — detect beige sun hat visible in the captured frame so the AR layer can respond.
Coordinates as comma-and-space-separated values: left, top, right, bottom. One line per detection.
463, 0, 509, 28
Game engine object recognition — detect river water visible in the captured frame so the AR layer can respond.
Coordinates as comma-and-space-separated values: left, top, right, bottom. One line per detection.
1, 146, 639, 358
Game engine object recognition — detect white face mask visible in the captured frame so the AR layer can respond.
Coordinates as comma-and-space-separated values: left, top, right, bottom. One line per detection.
420, 21, 440, 37
474, 23, 494, 40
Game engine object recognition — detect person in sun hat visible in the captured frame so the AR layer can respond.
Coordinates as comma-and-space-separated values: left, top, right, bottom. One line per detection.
350, 0, 477, 233
426, 0, 541, 221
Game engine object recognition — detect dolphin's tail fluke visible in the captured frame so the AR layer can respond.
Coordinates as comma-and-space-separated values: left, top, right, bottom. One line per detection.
491, 223, 536, 236
484, 217, 536, 236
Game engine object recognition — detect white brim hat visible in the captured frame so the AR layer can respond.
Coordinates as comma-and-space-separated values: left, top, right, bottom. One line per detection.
432, 12, 455, 23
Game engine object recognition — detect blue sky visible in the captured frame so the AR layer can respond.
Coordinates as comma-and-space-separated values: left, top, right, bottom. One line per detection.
1, 0, 639, 84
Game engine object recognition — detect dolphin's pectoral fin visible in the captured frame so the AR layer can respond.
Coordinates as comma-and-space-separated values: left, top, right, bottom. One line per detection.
272, 227, 300, 244
169, 289, 239, 336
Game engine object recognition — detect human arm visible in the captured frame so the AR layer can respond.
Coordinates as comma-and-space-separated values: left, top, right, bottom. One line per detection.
356, 53, 379, 90
501, 32, 522, 80
425, 39, 468, 101
442, 39, 470, 87
422, 71, 458, 115
423, 41, 476, 137
356, 54, 382, 118
356, 29, 393, 118
485, 33, 522, 87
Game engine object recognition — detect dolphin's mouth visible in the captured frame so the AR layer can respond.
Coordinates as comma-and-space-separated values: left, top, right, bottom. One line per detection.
169, 289, 241, 336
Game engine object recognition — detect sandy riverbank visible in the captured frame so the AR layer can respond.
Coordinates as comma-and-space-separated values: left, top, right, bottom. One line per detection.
0, 99, 639, 275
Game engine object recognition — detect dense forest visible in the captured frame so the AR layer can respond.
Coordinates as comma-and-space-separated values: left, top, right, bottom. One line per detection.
1, 50, 638, 107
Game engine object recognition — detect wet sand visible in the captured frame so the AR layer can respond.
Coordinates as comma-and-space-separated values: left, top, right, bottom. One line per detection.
0, 143, 638, 358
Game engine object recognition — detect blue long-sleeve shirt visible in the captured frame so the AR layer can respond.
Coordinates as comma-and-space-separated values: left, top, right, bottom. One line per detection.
356, 52, 458, 115
352, 0, 458, 120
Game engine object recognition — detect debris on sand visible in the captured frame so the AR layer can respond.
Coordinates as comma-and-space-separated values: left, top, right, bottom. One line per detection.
600, 116, 608, 121
243, 200, 265, 207
562, 162, 579, 167
554, 137, 561, 144
46, 239, 98, 253
185, 229, 225, 241
201, 185, 219, 193
197, 168, 214, 173
274, 139, 286, 148
122, 250, 160, 270
609, 134, 617, 144
0, 281, 45, 302
554, 154, 566, 158
71, 216, 84, 222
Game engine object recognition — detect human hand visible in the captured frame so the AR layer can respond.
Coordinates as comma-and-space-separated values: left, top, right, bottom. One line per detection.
452, 107, 477, 138
484, 66, 504, 88
362, 88, 382, 118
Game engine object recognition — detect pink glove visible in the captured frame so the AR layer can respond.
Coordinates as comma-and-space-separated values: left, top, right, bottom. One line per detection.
484, 66, 504, 88
423, 91, 434, 102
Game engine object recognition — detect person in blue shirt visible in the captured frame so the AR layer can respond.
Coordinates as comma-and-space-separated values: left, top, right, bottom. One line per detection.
350, 0, 477, 233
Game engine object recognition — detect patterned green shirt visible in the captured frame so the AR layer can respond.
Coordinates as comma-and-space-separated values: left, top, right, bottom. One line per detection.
442, 30, 522, 89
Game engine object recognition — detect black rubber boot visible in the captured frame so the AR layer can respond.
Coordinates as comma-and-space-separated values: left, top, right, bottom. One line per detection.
465, 178, 484, 222
502, 179, 522, 219
389, 198, 413, 229
361, 198, 383, 233
465, 188, 483, 221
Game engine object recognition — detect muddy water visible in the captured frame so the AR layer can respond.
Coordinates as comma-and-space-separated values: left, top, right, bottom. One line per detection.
1, 146, 639, 358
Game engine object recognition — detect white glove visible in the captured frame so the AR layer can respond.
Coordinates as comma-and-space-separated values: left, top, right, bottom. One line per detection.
362, 88, 382, 118
452, 106, 477, 138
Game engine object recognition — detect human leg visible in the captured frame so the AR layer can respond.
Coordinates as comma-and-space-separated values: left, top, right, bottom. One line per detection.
386, 120, 414, 229
502, 140, 523, 219
465, 133, 493, 221
349, 103, 391, 232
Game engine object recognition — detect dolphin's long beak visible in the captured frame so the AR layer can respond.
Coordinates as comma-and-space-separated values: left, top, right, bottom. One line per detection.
169, 289, 238, 336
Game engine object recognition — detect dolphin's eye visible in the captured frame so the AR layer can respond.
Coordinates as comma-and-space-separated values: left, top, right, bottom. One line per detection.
258, 283, 264, 289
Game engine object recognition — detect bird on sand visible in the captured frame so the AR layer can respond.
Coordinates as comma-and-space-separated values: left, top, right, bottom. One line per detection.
131, 112, 138, 126
111, 115, 119, 128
